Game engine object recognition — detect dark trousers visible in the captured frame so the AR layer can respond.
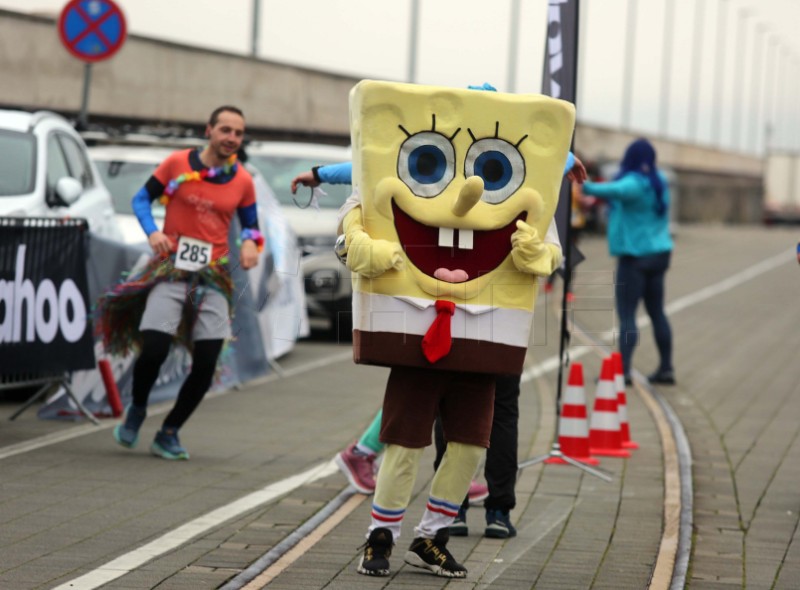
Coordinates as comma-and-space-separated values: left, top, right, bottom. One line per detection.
434, 373, 521, 512
615, 252, 673, 377
131, 330, 224, 430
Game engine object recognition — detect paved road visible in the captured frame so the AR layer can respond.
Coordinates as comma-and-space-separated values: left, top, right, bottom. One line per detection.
0, 224, 798, 589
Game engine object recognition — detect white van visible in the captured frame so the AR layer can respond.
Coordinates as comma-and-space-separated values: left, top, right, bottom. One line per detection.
0, 109, 122, 241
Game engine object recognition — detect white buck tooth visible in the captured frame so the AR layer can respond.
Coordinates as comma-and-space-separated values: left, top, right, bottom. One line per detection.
439, 227, 455, 248
458, 229, 474, 250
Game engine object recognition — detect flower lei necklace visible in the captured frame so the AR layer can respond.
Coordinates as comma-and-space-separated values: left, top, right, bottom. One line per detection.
158, 154, 238, 206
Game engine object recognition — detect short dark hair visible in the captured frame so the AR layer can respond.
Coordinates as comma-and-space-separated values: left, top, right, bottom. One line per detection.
208, 105, 244, 127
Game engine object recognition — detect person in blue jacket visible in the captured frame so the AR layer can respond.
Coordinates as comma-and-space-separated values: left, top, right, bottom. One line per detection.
581, 138, 675, 385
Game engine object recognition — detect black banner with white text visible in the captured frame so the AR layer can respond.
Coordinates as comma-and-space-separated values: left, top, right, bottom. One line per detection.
0, 218, 96, 373
541, 0, 583, 269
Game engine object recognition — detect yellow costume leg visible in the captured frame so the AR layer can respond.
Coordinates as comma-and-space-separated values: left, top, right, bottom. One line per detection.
414, 442, 484, 539
369, 444, 423, 541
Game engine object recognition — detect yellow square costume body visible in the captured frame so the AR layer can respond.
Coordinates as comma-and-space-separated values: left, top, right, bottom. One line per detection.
347, 81, 575, 375
346, 81, 575, 577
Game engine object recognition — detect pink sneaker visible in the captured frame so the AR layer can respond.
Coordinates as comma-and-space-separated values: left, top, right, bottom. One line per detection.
335, 442, 376, 495
467, 480, 489, 505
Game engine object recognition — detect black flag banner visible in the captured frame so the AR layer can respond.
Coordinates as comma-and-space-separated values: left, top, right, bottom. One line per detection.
0, 218, 96, 374
541, 0, 584, 269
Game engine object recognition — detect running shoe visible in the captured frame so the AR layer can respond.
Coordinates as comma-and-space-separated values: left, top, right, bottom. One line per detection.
404, 528, 467, 578
485, 509, 517, 539
449, 506, 469, 536
648, 370, 676, 385
113, 405, 146, 449
335, 442, 376, 494
151, 428, 189, 460
357, 527, 393, 576
467, 480, 489, 505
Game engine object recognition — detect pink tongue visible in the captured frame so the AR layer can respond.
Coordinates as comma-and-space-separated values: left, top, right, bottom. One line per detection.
434, 268, 470, 283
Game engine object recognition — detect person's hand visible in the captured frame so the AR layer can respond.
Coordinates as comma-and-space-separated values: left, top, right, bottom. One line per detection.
148, 231, 174, 256
239, 239, 260, 270
291, 170, 320, 194
510, 220, 562, 276
567, 155, 588, 184
345, 231, 404, 278
341, 207, 403, 278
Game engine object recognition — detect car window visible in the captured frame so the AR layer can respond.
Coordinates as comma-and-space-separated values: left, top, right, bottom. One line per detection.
248, 155, 351, 209
46, 134, 72, 202
0, 130, 36, 196
58, 134, 94, 189
94, 159, 165, 218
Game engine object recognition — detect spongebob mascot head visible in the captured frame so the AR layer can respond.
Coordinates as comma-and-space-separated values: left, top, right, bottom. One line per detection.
345, 81, 575, 374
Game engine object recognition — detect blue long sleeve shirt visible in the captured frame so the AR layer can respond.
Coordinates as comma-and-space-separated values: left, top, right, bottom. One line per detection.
582, 172, 673, 257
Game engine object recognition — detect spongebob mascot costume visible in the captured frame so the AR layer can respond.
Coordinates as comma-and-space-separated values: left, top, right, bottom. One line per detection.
346, 81, 575, 578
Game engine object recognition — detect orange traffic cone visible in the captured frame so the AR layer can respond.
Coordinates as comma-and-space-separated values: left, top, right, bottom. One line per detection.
546, 362, 599, 465
589, 357, 631, 458
612, 352, 639, 449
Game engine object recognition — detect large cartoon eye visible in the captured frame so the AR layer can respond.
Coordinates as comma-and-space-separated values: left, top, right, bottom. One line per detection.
465, 138, 525, 204
398, 132, 455, 197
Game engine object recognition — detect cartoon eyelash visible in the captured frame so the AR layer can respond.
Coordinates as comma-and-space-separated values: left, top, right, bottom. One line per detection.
400, 118, 460, 140
466, 125, 526, 147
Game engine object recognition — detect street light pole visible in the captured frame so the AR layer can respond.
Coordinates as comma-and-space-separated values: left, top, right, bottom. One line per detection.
507, 0, 521, 93
731, 9, 751, 152
251, 0, 261, 57
687, 0, 705, 142
659, 0, 675, 137
747, 25, 765, 154
620, 0, 637, 130
408, 0, 420, 83
711, 0, 728, 147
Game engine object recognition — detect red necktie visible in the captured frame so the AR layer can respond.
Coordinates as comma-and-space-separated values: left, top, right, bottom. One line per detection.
421, 300, 456, 363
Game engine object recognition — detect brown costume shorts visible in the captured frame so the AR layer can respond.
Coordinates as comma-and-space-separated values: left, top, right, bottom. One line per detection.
379, 366, 495, 449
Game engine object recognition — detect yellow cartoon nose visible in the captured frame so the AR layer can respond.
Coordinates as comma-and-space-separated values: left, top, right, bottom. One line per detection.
452, 176, 484, 216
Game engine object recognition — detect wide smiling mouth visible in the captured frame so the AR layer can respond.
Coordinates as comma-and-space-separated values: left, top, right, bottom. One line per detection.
392, 200, 525, 283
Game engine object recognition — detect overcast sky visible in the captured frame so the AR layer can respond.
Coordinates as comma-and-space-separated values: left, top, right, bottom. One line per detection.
2, 0, 799, 155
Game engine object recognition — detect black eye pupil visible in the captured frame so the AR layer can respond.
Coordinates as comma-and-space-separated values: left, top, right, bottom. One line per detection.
416, 152, 438, 176
482, 159, 504, 183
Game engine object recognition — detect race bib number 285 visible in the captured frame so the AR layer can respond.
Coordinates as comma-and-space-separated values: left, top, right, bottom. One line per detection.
175, 236, 212, 272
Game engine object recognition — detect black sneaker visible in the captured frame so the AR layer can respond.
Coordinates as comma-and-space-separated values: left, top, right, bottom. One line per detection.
404, 528, 467, 578
485, 509, 517, 539
648, 370, 676, 385
449, 506, 468, 536
357, 527, 393, 576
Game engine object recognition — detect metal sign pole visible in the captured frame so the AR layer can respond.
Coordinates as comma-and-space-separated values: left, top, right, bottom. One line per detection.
78, 62, 92, 130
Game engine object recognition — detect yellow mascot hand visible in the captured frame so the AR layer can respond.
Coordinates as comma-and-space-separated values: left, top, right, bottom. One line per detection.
510, 219, 563, 276
343, 207, 405, 278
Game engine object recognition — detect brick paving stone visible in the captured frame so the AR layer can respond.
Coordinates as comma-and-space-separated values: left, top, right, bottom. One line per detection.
2, 226, 799, 590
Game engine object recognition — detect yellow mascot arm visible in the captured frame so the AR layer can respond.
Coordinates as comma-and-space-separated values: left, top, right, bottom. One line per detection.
342, 207, 405, 278
510, 219, 563, 276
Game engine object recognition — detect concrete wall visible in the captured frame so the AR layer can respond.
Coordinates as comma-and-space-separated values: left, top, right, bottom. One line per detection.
0, 9, 359, 139
0, 10, 766, 223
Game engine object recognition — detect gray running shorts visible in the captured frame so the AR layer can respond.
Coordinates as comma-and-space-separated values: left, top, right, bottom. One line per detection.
139, 281, 232, 340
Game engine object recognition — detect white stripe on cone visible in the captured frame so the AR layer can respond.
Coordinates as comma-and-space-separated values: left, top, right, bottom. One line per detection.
547, 362, 599, 465
589, 357, 630, 457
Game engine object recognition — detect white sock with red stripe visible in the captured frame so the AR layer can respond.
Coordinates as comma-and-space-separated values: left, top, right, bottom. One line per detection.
414, 496, 461, 538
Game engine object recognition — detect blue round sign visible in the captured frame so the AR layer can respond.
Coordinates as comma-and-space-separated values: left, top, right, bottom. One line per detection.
58, 0, 127, 63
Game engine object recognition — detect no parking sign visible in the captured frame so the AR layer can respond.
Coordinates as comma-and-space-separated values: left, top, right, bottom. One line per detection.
58, 0, 127, 63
